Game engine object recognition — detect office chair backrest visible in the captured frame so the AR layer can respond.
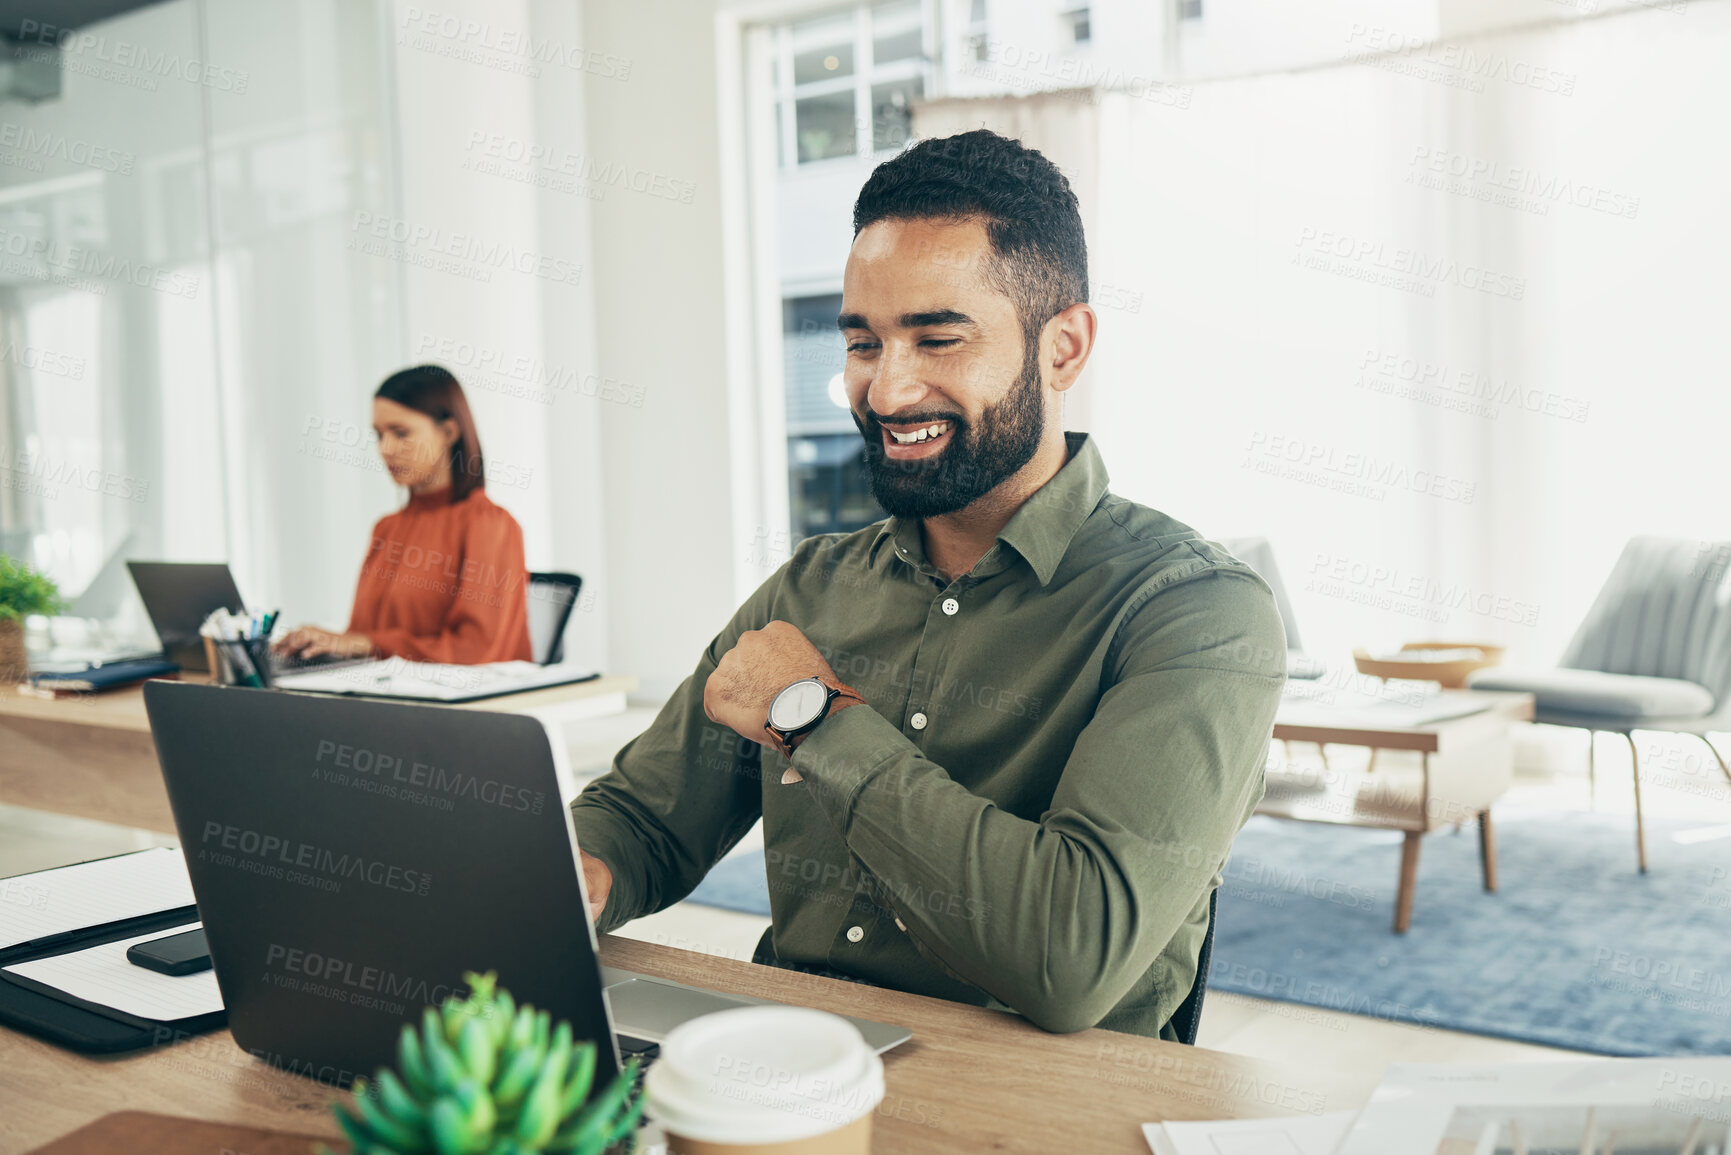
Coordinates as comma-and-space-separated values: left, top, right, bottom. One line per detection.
1168, 887, 1217, 1046
526, 571, 582, 665
1561, 537, 1731, 706
1220, 537, 1300, 653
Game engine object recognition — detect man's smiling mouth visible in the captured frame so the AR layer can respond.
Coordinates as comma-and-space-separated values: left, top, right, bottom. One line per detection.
887, 421, 951, 444
877, 418, 958, 460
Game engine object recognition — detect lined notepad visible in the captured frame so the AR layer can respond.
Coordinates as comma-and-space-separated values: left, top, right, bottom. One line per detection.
5, 924, 224, 1020
0, 848, 195, 951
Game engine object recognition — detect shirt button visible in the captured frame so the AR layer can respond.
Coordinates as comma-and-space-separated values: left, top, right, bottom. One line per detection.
910, 712, 928, 731
846, 925, 864, 943
941, 597, 959, 616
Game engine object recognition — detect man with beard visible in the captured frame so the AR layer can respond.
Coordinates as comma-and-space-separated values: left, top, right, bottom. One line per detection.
570, 130, 1286, 1039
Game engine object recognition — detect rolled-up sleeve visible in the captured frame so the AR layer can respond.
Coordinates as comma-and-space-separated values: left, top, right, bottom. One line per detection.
570, 573, 781, 933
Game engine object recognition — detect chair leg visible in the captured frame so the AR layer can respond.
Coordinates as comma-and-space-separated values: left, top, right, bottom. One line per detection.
1702, 734, 1731, 790
1478, 811, 1498, 892
1626, 733, 1647, 874
1395, 831, 1422, 934
1587, 730, 1597, 811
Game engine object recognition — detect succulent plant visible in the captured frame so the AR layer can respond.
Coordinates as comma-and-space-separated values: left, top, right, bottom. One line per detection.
326, 972, 643, 1155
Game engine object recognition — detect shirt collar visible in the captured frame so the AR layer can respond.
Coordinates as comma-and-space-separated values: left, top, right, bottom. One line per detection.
870, 432, 1109, 587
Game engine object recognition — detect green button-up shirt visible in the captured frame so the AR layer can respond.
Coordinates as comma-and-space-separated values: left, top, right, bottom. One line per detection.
572, 433, 1285, 1038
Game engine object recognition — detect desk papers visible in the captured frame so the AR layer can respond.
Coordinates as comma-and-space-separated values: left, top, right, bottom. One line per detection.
0, 848, 193, 951
5, 924, 223, 1021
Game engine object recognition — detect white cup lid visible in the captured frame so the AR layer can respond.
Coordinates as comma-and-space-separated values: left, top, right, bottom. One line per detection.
643, 1006, 885, 1144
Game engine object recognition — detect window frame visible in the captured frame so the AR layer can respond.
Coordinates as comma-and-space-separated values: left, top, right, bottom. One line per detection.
772, 1, 935, 170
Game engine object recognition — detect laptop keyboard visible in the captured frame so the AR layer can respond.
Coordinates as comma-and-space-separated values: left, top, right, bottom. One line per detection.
268, 651, 369, 675
616, 1033, 660, 1067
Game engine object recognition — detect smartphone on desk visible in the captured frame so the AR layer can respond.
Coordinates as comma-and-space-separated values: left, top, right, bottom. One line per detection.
126, 927, 212, 976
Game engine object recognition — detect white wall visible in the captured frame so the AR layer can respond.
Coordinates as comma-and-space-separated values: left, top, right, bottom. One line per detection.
1175, 0, 1436, 80
205, 0, 406, 630
1082, 3, 1731, 667
580, 0, 753, 699
381, 0, 617, 670
779, 157, 873, 294
914, 91, 1101, 435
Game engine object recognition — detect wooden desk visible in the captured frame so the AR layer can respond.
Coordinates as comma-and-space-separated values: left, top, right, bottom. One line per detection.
0, 936, 1369, 1154
1265, 689, 1535, 932
0, 674, 636, 834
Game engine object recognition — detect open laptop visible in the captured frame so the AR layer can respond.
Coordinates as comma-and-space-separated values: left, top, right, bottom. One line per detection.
142, 681, 910, 1090
127, 561, 363, 676
126, 562, 246, 673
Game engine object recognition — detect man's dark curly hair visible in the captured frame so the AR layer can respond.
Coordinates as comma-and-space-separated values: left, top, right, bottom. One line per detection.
851, 129, 1088, 343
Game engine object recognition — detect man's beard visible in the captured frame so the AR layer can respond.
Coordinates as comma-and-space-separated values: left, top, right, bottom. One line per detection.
855, 344, 1045, 520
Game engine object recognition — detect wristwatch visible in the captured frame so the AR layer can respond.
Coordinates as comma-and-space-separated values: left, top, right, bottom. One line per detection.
763, 675, 866, 759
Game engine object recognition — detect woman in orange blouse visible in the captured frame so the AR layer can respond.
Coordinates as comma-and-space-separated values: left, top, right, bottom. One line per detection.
274, 366, 533, 665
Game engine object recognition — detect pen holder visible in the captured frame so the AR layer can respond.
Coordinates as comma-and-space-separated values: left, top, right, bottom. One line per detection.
213, 637, 274, 689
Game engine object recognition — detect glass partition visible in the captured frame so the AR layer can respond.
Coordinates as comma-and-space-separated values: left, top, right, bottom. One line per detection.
0, 0, 403, 655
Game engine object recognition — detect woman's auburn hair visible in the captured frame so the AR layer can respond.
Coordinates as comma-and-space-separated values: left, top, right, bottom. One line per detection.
375, 364, 486, 501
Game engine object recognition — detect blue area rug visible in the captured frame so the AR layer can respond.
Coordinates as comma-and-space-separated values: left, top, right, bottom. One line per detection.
681, 811, 1731, 1055
687, 853, 776, 916
1210, 811, 1731, 1056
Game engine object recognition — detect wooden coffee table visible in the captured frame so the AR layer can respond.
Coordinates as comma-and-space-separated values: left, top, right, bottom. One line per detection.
1261, 689, 1535, 933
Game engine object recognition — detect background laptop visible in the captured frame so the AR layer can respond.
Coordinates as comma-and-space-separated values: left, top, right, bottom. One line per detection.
142, 681, 909, 1089
126, 562, 246, 673
126, 561, 362, 676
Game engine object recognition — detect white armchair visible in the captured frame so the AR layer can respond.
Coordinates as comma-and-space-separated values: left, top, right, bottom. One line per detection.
1468, 536, 1731, 871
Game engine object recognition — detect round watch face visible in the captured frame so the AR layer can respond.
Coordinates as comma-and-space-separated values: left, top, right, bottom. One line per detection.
769, 678, 829, 731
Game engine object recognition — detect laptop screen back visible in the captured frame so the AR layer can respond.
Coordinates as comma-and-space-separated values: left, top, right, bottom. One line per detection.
126, 562, 247, 672
143, 680, 617, 1089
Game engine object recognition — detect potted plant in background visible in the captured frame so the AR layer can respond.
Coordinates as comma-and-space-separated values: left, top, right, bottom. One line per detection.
0, 555, 63, 683
326, 972, 645, 1155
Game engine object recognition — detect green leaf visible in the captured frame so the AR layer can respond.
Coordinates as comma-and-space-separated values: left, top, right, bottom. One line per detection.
514, 1065, 564, 1146
424, 1015, 468, 1089
429, 1098, 479, 1155
333, 1104, 373, 1149
506, 1004, 537, 1055
492, 1043, 544, 1112
453, 1079, 498, 1138
399, 1026, 436, 1099
0, 555, 63, 623
490, 989, 516, 1047
458, 1017, 497, 1086
532, 1010, 551, 1053
556, 1043, 597, 1119
375, 1068, 430, 1137
557, 1065, 639, 1152
606, 1094, 646, 1144
355, 1083, 425, 1151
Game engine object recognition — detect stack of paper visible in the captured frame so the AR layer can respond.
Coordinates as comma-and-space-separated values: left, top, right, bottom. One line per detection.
1144, 1111, 1356, 1154
1145, 1058, 1731, 1155
0, 848, 194, 951
5, 924, 224, 1020
272, 658, 597, 702
0, 848, 221, 1024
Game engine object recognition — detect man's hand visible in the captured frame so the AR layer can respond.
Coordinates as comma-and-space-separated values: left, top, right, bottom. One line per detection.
580, 851, 612, 925
703, 620, 837, 744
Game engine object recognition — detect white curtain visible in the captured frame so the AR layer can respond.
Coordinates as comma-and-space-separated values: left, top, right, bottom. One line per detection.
927, 3, 1731, 667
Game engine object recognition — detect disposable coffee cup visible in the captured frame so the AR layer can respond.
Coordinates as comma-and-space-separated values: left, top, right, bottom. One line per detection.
643, 1005, 885, 1155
